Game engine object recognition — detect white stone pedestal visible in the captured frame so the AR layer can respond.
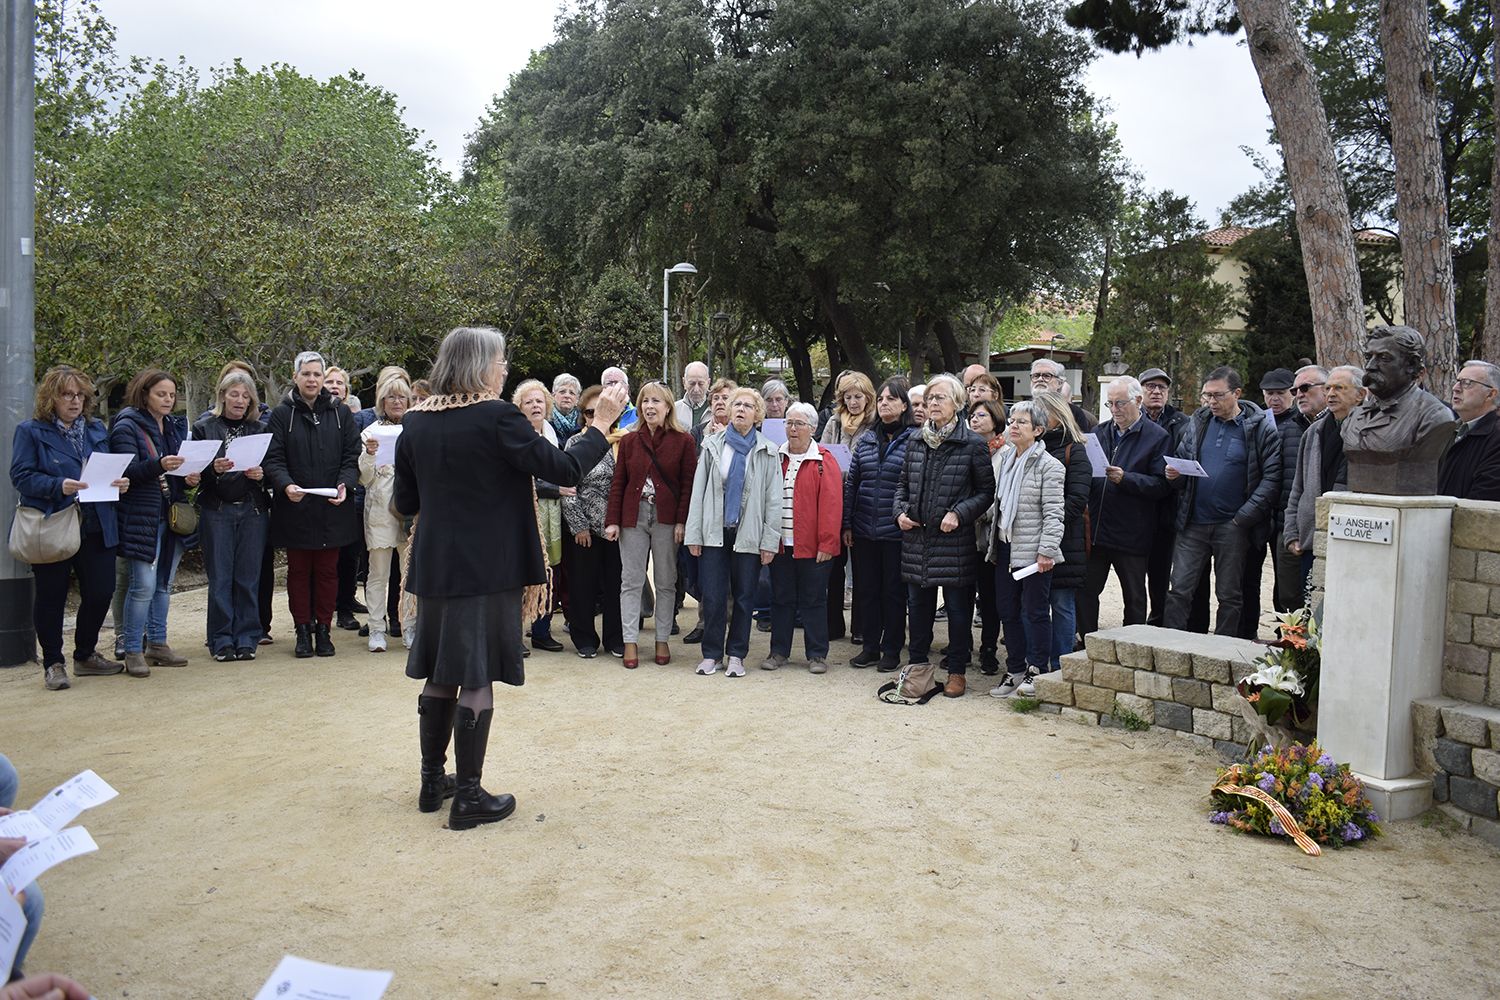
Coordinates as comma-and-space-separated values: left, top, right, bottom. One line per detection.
1317, 493, 1457, 820
1096, 375, 1116, 426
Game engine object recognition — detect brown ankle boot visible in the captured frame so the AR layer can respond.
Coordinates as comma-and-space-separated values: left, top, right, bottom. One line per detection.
943, 673, 966, 698
123, 652, 151, 677
145, 642, 188, 666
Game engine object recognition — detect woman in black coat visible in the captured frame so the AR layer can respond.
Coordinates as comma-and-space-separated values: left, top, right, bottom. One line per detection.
1031, 392, 1093, 670
263, 351, 361, 659
895, 374, 995, 698
111, 369, 196, 676
394, 326, 626, 831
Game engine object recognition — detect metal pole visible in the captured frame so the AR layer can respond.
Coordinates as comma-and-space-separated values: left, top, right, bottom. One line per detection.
0, 0, 37, 666
661, 268, 671, 384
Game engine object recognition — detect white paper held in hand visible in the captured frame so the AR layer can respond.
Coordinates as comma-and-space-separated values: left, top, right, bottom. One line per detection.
370, 424, 402, 466
75, 452, 133, 503
0, 827, 98, 896
0, 812, 51, 844
224, 432, 273, 471
759, 419, 787, 445
30, 769, 119, 833
254, 955, 393, 1000
1164, 456, 1210, 478
1083, 433, 1109, 477
1011, 562, 1042, 580
167, 438, 223, 477
299, 487, 340, 498
0, 889, 24, 981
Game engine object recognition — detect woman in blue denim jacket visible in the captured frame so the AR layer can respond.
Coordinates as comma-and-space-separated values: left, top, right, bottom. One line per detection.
9, 367, 130, 691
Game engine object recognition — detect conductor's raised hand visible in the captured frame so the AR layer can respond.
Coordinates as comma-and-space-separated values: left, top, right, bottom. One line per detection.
592, 385, 628, 429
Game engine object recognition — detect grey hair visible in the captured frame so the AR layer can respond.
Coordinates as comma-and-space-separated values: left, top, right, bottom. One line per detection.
1461, 360, 1500, 389
1028, 389, 1083, 443
430, 326, 507, 396
601, 366, 629, 391
761, 378, 789, 400
1108, 375, 1143, 403
1329, 364, 1366, 384
1030, 357, 1065, 378
551, 373, 581, 397
292, 351, 325, 376
1007, 400, 1047, 431
924, 374, 964, 410
683, 361, 709, 378
1294, 364, 1330, 381
213, 370, 260, 417
785, 401, 817, 425
908, 383, 926, 399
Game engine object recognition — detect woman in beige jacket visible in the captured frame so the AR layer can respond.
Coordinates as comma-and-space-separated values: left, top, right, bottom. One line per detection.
359, 376, 412, 652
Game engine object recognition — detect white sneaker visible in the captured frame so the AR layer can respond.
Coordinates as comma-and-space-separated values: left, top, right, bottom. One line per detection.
368, 628, 387, 653
991, 671, 1026, 698
695, 658, 719, 675
1017, 668, 1042, 698
725, 657, 745, 678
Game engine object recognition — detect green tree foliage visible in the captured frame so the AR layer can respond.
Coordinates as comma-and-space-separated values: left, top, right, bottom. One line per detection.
471, 0, 1121, 383
1091, 191, 1236, 391
575, 266, 659, 384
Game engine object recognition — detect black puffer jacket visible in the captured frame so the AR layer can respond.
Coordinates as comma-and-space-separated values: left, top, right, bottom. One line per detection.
1173, 400, 1282, 539
1041, 426, 1093, 590
109, 407, 185, 564
1148, 404, 1192, 537
895, 424, 995, 588
1270, 407, 1308, 533
263, 389, 361, 550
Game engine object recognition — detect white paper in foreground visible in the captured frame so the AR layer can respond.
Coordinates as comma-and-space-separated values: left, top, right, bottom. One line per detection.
30, 769, 119, 833
1011, 562, 1041, 580
75, 452, 133, 503
0, 827, 97, 895
0, 888, 24, 980
224, 432, 273, 471
0, 812, 53, 844
299, 487, 340, 498
369, 424, 402, 467
166, 439, 223, 477
1083, 433, 1109, 477
254, 955, 393, 1000
1164, 456, 1209, 478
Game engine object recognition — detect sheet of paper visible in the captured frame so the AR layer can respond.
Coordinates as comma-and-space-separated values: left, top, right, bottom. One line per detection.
759, 419, 786, 445
369, 424, 402, 467
1164, 456, 1210, 478
1083, 433, 1109, 477
224, 432, 273, 471
166, 438, 223, 477
299, 487, 340, 498
0, 888, 23, 981
1011, 562, 1042, 581
824, 443, 851, 473
30, 769, 119, 833
75, 452, 133, 503
0, 812, 54, 844
254, 955, 393, 1000
1, 827, 97, 895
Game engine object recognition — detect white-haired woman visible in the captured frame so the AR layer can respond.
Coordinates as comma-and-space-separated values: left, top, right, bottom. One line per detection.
550, 373, 583, 444
192, 370, 271, 662
685, 387, 782, 677
394, 327, 626, 830
761, 379, 791, 420
987, 401, 1066, 699
359, 376, 413, 652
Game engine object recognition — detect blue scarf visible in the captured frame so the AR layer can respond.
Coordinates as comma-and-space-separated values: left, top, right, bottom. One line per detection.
549, 407, 579, 437
55, 416, 87, 459
723, 425, 756, 528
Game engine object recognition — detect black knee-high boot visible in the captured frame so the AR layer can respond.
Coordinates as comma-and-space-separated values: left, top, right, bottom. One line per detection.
449, 706, 516, 831
416, 695, 458, 813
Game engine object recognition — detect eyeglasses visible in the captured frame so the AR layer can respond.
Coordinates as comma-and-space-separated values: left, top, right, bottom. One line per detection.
1291, 382, 1325, 395
583, 408, 596, 418
1030, 373, 1060, 384
1142, 383, 1168, 393
1200, 391, 1233, 401
1104, 399, 1134, 410
1455, 378, 1496, 392
58, 391, 86, 401
785, 419, 812, 429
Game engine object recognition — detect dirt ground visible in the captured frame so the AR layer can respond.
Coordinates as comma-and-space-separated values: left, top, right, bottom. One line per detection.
5, 575, 1499, 1000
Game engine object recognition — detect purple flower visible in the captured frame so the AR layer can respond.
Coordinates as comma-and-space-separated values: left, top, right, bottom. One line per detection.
1341, 822, 1364, 842
1307, 772, 1325, 791
1366, 810, 1380, 824
1256, 772, 1277, 793
1269, 819, 1286, 836
1317, 753, 1336, 768
1209, 811, 1231, 825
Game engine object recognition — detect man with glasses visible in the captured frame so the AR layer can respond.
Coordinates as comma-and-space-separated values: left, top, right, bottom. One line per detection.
1285, 365, 1365, 595
602, 367, 637, 429
1237, 368, 1307, 633
1439, 360, 1500, 501
1163, 366, 1282, 636
1138, 368, 1191, 627
1030, 358, 1096, 431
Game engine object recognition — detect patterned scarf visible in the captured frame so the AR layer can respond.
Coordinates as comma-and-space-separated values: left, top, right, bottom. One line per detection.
921, 416, 959, 450
55, 416, 87, 459
722, 424, 757, 528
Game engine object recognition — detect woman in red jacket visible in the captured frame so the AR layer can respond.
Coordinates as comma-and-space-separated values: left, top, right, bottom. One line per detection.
605, 381, 697, 668
760, 402, 843, 674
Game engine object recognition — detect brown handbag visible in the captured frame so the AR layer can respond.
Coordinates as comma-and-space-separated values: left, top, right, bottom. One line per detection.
8, 502, 82, 565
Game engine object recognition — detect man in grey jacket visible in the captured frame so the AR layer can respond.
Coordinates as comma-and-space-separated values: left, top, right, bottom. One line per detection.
1164, 366, 1281, 637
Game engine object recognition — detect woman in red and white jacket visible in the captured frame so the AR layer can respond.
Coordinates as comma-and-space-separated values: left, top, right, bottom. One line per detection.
761, 402, 843, 674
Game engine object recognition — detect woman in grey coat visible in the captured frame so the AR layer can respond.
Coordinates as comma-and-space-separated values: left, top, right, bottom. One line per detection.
987, 400, 1066, 700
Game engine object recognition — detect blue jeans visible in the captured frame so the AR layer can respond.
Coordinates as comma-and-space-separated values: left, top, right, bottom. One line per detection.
201, 504, 268, 653
0, 754, 43, 980
994, 545, 1053, 673
1049, 587, 1076, 671
754, 564, 772, 621
697, 527, 762, 661
769, 552, 831, 660
122, 521, 183, 654
908, 582, 975, 672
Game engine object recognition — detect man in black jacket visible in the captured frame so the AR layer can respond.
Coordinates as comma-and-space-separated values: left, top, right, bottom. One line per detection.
1238, 368, 1308, 634
1439, 360, 1500, 501
1079, 376, 1170, 637
1164, 366, 1281, 637
1139, 368, 1190, 626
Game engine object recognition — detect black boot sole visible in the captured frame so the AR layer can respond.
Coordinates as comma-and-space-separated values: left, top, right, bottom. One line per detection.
449, 794, 517, 830
418, 776, 457, 813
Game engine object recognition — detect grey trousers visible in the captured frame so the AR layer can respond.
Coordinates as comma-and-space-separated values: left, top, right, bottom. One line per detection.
618, 499, 678, 643
1164, 520, 1248, 636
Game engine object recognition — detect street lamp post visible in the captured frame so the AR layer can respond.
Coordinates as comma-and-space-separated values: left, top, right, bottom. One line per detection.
662, 261, 697, 384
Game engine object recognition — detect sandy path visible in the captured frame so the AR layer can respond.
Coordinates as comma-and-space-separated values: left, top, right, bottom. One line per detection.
4, 580, 1498, 999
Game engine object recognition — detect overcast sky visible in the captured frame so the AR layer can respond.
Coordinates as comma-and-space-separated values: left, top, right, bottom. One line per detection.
104, 1, 1275, 226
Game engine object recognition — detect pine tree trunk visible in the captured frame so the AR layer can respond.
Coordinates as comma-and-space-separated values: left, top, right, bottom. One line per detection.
809, 267, 878, 379
1484, 0, 1500, 363
1381, 0, 1459, 392
1237, 0, 1366, 369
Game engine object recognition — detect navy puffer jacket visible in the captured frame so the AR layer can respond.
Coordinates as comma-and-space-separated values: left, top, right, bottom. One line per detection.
1173, 400, 1283, 539
896, 424, 996, 588
109, 407, 185, 563
844, 423, 912, 542
1041, 426, 1094, 590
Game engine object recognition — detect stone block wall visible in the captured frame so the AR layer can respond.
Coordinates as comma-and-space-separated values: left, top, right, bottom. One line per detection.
1034, 625, 1271, 758
1412, 698, 1500, 848
1442, 502, 1500, 708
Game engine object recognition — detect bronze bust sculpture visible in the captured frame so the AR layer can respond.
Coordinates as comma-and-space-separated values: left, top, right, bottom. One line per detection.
1341, 325, 1457, 494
